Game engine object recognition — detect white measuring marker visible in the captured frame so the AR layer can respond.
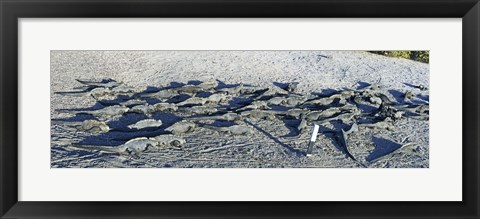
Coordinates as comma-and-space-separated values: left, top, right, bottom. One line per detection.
306, 124, 320, 156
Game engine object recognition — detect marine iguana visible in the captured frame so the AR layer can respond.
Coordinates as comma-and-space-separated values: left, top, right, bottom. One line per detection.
182, 106, 219, 115
329, 90, 355, 100
373, 93, 395, 105
129, 104, 157, 117
302, 96, 336, 106
238, 85, 265, 95
187, 112, 242, 122
71, 137, 158, 156
139, 89, 178, 100
305, 108, 342, 121
404, 114, 429, 121
284, 95, 308, 107
357, 90, 390, 105
75, 78, 123, 89
53, 119, 110, 133
368, 96, 383, 105
277, 108, 311, 119
177, 97, 209, 106
197, 80, 219, 90
266, 96, 287, 105
217, 83, 244, 95
57, 105, 129, 118
334, 123, 365, 167
165, 121, 197, 135
375, 104, 404, 120
71, 79, 133, 95
240, 110, 277, 120
172, 85, 210, 96
315, 110, 360, 124
55, 87, 110, 97
91, 92, 120, 102
94, 95, 137, 107
403, 91, 415, 103
71, 134, 186, 155
118, 99, 148, 107
337, 103, 359, 112
286, 82, 299, 92
394, 104, 429, 114
110, 85, 136, 94
153, 102, 178, 112
150, 134, 186, 148
353, 94, 372, 106
297, 114, 308, 134
252, 87, 288, 101
235, 100, 270, 111
127, 119, 163, 130
358, 117, 394, 130
206, 93, 230, 104
200, 124, 255, 135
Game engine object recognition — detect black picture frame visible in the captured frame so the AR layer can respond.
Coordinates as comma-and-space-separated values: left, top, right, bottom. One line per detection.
1, 0, 479, 218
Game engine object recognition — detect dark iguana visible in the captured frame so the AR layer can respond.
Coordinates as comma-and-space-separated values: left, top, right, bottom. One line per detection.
186, 112, 242, 122
182, 106, 219, 115
53, 119, 110, 133
127, 119, 163, 130
240, 110, 277, 121
71, 137, 158, 156
200, 124, 255, 135
139, 89, 178, 100
165, 121, 197, 135
358, 117, 395, 131
335, 123, 366, 167
75, 78, 123, 89
150, 134, 186, 148
57, 105, 129, 118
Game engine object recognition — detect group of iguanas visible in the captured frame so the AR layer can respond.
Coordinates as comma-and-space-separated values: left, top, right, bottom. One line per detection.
54, 78, 429, 162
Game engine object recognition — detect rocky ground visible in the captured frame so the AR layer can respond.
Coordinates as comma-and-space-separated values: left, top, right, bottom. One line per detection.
50, 51, 429, 168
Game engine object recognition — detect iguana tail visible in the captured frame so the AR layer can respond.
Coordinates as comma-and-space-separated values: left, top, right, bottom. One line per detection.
70, 144, 127, 154
55, 109, 88, 114
54, 91, 88, 96
51, 120, 81, 126
185, 115, 222, 121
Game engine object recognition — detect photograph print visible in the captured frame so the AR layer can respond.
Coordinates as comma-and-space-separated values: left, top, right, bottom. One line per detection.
51, 51, 429, 168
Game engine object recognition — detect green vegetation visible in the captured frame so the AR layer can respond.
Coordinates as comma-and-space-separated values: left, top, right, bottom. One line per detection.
369, 51, 429, 63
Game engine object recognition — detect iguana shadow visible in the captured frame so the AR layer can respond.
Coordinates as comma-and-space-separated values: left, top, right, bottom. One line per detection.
56, 102, 106, 112
318, 122, 356, 160
51, 114, 97, 123
311, 88, 339, 98
279, 119, 302, 137
388, 89, 428, 105
243, 119, 305, 156
216, 80, 241, 89
417, 94, 429, 103
356, 81, 372, 90
72, 112, 183, 145
388, 89, 404, 104
198, 120, 237, 127
366, 137, 402, 162
403, 82, 418, 89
